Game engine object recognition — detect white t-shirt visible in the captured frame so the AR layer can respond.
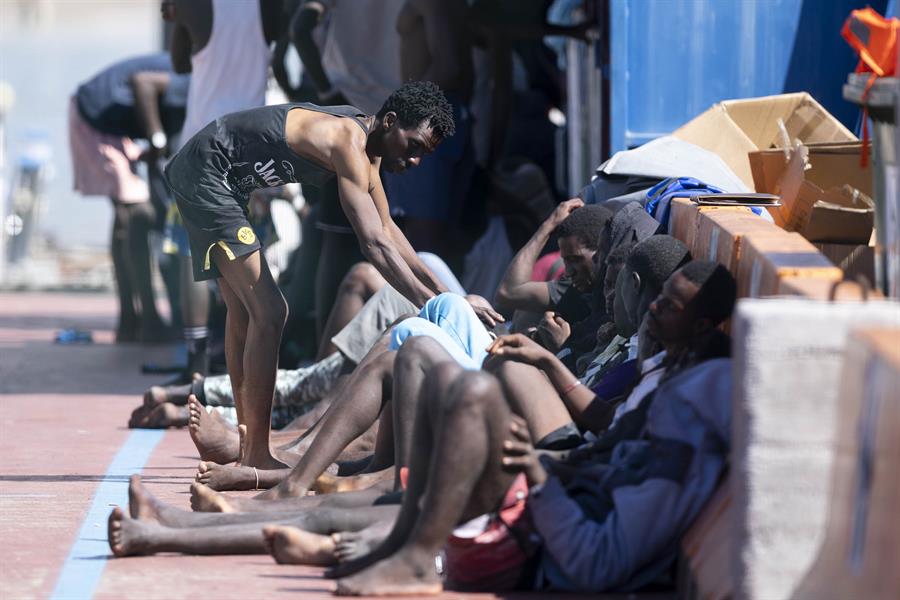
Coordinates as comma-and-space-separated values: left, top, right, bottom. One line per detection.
319, 0, 404, 114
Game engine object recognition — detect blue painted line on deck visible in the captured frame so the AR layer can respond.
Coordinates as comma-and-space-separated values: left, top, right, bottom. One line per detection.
50, 430, 164, 600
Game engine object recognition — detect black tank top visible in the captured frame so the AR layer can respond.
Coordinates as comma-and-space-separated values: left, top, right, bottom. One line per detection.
216, 103, 370, 196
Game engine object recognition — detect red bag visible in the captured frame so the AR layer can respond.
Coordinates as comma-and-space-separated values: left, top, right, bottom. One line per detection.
841, 8, 900, 166
443, 474, 540, 591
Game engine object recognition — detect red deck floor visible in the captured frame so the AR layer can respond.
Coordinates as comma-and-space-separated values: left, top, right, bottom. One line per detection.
0, 291, 671, 600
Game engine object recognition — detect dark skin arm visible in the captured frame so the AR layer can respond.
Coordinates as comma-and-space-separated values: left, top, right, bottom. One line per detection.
494, 198, 583, 312
291, 0, 342, 100
487, 334, 607, 432
332, 135, 437, 308
129, 71, 170, 151
169, 24, 193, 73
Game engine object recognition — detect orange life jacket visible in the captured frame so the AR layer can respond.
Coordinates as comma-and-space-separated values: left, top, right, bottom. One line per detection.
841, 7, 900, 166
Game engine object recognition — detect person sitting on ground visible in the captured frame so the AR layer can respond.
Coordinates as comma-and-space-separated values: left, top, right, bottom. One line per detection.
495, 198, 611, 328
329, 259, 737, 596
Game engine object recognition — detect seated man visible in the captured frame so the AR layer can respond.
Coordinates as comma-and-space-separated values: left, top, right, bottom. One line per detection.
494, 199, 612, 335
332, 260, 736, 595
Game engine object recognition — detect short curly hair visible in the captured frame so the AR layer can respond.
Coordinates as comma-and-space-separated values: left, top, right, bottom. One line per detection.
556, 204, 613, 251
376, 81, 456, 139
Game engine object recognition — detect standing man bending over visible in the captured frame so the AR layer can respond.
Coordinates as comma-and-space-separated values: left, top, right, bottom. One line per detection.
165, 81, 502, 470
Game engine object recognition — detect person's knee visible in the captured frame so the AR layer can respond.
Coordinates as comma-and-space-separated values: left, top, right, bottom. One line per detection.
444, 371, 500, 415
343, 262, 383, 296
396, 335, 445, 369
246, 290, 288, 334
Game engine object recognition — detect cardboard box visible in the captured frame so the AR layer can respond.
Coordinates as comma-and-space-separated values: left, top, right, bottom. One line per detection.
668, 197, 754, 253
674, 92, 857, 190
736, 231, 842, 298
695, 211, 783, 273
748, 141, 873, 198
777, 277, 879, 301
813, 242, 876, 283
765, 145, 874, 243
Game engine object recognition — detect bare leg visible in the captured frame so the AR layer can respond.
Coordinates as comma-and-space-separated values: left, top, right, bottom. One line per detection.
190, 479, 396, 514
127, 201, 168, 342
255, 340, 395, 499
389, 336, 464, 487
213, 248, 287, 470
109, 503, 396, 556
315, 229, 365, 344
491, 359, 574, 443
130, 475, 397, 532
317, 262, 385, 360
335, 363, 515, 596
110, 200, 137, 342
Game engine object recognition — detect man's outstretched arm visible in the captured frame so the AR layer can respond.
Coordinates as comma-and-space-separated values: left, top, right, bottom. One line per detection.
371, 170, 504, 325
334, 151, 435, 308
494, 198, 583, 312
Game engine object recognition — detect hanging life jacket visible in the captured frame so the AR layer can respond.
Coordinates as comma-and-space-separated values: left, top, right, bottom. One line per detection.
841, 7, 900, 166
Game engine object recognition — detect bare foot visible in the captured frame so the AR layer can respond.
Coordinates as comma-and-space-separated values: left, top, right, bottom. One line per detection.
128, 475, 162, 522
189, 482, 235, 513
195, 462, 289, 492
333, 524, 391, 564
312, 468, 393, 495
128, 404, 153, 428
335, 548, 442, 596
143, 385, 169, 407
108, 506, 155, 557
262, 525, 337, 566
188, 394, 239, 463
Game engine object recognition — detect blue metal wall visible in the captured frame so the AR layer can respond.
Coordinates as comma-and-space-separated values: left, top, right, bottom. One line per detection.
608, 0, 887, 153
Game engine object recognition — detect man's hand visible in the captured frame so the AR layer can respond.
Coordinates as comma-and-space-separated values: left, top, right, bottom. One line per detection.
465, 294, 505, 328
547, 198, 584, 229
486, 333, 553, 367
501, 415, 547, 486
536, 311, 570, 352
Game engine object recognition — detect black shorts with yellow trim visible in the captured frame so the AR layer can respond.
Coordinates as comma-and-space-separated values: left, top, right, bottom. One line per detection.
167, 175, 261, 282
180, 207, 262, 282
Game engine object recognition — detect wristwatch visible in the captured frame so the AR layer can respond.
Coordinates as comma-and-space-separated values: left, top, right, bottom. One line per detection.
150, 131, 168, 150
